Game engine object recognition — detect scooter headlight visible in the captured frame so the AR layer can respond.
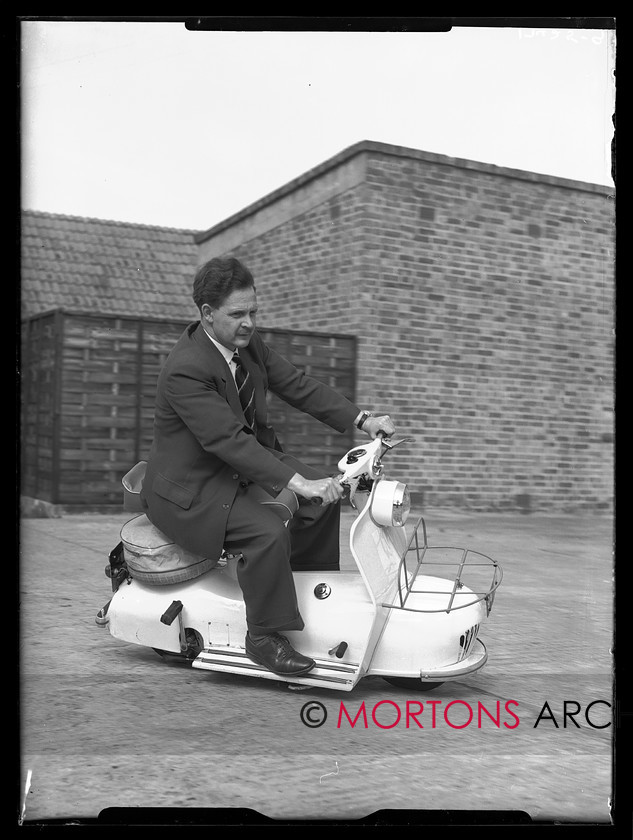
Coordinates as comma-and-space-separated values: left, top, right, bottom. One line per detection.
370, 480, 411, 527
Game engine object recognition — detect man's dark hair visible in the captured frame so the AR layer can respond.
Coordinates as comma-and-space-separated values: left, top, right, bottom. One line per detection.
192, 257, 255, 311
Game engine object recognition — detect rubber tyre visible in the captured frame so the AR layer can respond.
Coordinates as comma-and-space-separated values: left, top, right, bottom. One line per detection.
383, 677, 444, 692
152, 648, 193, 666
153, 628, 203, 665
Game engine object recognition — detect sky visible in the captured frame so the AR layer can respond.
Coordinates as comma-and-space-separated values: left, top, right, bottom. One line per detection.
19, 18, 616, 233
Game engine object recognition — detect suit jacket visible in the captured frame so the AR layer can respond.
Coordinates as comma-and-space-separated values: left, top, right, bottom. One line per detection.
140, 321, 361, 559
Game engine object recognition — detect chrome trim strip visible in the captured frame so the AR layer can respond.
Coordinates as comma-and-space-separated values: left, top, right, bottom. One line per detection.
198, 647, 359, 672
194, 659, 354, 684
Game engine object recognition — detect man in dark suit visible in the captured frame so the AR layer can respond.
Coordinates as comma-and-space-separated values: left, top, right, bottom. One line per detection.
141, 257, 395, 676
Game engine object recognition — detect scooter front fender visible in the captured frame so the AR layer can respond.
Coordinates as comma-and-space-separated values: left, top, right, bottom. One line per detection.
366, 575, 489, 678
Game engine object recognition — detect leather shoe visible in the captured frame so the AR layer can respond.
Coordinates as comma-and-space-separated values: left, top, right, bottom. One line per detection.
245, 632, 316, 676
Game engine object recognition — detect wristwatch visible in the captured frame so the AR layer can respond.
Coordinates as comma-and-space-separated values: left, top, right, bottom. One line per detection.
356, 410, 373, 430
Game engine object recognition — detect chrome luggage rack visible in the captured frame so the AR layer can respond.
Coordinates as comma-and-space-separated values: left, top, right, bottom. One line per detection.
387, 516, 503, 616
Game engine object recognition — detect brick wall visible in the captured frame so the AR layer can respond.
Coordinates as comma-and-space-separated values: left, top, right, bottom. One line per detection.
196, 142, 614, 512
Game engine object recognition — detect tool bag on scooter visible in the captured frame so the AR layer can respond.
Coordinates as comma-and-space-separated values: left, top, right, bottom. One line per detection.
120, 462, 218, 585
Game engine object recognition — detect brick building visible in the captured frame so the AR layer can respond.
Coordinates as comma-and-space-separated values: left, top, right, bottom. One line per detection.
194, 141, 615, 512
21, 141, 615, 511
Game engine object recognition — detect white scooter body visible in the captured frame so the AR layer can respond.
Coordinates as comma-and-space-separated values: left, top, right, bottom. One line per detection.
99, 438, 502, 692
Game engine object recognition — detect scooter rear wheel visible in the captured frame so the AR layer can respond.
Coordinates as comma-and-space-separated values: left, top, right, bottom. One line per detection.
383, 677, 444, 692
153, 628, 203, 665
153, 648, 193, 666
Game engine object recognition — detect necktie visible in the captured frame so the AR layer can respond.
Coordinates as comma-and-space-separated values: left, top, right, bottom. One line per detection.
232, 353, 256, 430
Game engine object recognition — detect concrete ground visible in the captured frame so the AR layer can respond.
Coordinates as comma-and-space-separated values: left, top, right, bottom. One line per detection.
18, 505, 615, 827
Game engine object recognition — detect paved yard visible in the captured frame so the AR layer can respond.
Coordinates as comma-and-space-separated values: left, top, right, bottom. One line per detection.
19, 507, 615, 826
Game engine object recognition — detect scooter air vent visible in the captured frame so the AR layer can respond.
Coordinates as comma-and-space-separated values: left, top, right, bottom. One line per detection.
458, 624, 480, 661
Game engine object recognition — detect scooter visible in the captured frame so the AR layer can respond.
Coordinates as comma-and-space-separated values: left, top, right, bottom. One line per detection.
96, 437, 502, 692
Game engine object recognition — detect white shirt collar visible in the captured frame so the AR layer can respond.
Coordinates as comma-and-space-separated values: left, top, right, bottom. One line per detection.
202, 326, 236, 366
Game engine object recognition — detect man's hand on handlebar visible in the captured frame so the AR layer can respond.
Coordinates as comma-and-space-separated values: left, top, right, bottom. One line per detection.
286, 473, 344, 506
362, 414, 396, 440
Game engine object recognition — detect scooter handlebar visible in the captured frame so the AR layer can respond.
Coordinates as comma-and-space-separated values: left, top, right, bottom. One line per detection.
311, 473, 347, 505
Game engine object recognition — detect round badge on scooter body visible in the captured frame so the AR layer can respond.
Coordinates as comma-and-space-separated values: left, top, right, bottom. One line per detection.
314, 583, 331, 599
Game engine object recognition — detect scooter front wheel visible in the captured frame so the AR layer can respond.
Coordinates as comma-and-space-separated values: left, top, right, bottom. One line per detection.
383, 677, 444, 692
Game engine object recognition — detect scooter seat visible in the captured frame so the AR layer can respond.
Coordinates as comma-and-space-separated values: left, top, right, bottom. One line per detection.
120, 514, 218, 585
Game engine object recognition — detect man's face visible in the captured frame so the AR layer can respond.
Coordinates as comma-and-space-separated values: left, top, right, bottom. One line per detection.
203, 287, 258, 350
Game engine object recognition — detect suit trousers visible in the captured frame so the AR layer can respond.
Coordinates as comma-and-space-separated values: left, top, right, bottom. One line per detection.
223, 450, 341, 635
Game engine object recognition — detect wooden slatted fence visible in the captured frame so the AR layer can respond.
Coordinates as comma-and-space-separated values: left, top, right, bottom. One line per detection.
20, 310, 357, 507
